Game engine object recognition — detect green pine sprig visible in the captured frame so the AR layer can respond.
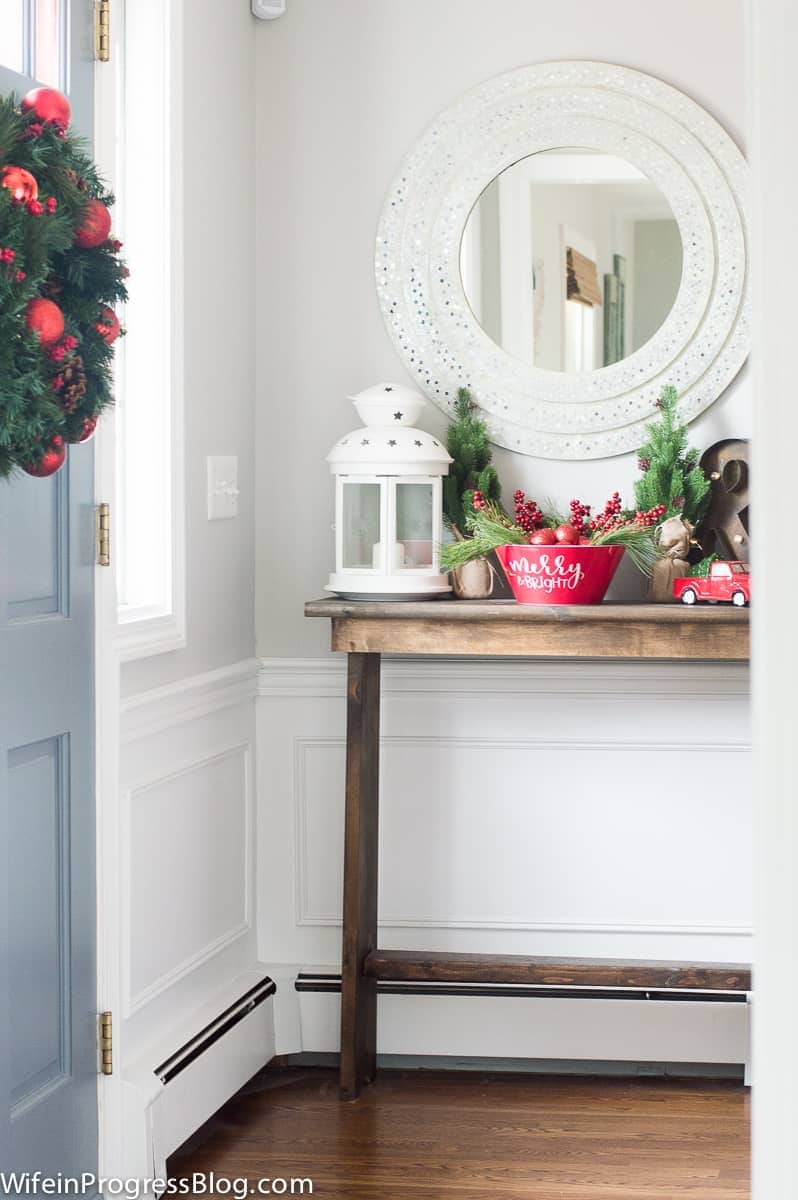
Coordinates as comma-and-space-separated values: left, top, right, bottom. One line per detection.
590, 522, 659, 575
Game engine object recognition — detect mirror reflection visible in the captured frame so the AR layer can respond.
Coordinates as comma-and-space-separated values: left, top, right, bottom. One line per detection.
460, 149, 683, 373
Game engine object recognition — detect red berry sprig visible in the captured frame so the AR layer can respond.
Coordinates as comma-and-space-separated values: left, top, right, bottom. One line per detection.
45, 334, 78, 364
0, 246, 25, 283
633, 503, 667, 527
568, 498, 592, 535
513, 489, 545, 533
472, 489, 486, 511
589, 492, 624, 534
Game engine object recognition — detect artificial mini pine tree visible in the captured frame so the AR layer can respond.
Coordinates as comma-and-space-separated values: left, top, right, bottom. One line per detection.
443, 387, 502, 537
634, 385, 711, 526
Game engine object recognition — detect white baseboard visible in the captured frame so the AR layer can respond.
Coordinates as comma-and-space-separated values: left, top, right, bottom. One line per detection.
295, 986, 748, 1067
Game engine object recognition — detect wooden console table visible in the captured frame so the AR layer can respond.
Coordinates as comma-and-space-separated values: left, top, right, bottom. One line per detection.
305, 599, 751, 1099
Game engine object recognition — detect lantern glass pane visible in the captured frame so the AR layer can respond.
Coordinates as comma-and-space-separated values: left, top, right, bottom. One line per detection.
342, 482, 381, 569
396, 482, 434, 568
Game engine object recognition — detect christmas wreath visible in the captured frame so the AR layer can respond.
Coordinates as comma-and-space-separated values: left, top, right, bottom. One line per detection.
0, 86, 127, 478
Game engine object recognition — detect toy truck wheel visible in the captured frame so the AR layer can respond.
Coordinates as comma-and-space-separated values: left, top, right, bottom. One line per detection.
680, 587, 698, 605
732, 590, 747, 607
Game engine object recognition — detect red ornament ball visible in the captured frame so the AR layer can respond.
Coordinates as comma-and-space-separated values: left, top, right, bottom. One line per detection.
554, 523, 578, 545
72, 415, 97, 444
1, 164, 38, 202
25, 297, 65, 346
21, 87, 71, 129
95, 306, 120, 345
529, 528, 557, 546
74, 198, 112, 249
22, 437, 67, 478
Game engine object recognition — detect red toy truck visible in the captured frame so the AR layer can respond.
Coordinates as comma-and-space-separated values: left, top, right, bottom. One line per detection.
673, 560, 751, 606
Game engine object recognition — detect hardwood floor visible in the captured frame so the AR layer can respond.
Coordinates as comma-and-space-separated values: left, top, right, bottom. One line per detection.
169, 1067, 749, 1199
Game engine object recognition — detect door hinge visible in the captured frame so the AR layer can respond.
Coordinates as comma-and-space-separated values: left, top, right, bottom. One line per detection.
96, 502, 111, 567
94, 0, 110, 62
99, 1011, 113, 1075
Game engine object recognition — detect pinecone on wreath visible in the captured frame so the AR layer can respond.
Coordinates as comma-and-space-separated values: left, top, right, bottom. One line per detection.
62, 167, 89, 193
58, 354, 87, 414
41, 272, 63, 301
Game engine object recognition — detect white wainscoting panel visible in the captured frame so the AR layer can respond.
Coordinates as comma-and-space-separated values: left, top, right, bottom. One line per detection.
114, 659, 269, 1176
125, 743, 251, 1014
258, 656, 752, 1063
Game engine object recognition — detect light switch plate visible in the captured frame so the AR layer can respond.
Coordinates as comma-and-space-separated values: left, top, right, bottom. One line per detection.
207, 456, 239, 520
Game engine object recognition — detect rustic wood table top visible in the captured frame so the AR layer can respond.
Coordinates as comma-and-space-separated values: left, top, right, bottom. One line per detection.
305, 599, 750, 660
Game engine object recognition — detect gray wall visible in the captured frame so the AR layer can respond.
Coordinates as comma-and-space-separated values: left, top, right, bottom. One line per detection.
253, 0, 751, 658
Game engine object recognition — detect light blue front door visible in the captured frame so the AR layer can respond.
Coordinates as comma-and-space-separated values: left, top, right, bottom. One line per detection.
1, 0, 98, 1180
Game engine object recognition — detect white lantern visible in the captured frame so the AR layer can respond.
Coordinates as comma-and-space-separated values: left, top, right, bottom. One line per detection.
326, 383, 453, 599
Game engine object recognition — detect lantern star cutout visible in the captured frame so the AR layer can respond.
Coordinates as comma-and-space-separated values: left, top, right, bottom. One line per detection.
361, 438, 370, 446
393, 412, 403, 420
414, 439, 423, 447
388, 439, 397, 446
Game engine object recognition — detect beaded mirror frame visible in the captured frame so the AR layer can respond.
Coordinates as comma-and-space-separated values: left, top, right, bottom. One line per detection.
375, 62, 750, 460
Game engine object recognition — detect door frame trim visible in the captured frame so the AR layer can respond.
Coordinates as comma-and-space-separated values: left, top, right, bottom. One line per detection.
93, 3, 188, 1170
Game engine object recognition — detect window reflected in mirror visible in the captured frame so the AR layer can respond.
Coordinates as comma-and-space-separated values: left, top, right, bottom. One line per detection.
460, 148, 683, 373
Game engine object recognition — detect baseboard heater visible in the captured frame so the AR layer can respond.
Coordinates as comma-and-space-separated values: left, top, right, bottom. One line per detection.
155, 977, 276, 1085
295, 972, 746, 1005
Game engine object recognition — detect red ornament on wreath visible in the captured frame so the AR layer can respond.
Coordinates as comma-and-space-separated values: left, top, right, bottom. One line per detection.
95, 306, 120, 345
25, 297, 65, 346
22, 436, 67, 478
21, 87, 71, 129
1, 164, 38, 203
72, 415, 97, 444
74, 198, 112, 249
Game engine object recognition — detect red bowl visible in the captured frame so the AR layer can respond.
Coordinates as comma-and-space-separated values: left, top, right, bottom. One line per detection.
494, 543, 625, 605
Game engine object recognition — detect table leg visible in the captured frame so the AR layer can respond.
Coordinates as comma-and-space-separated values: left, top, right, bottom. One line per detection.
339, 652, 381, 1100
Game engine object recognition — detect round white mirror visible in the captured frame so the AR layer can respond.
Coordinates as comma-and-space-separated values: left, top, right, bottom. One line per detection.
460, 148, 683, 374
376, 63, 749, 460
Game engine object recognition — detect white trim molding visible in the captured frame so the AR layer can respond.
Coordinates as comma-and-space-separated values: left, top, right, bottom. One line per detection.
258, 655, 751, 700
750, 0, 798, 1193
110, 0, 186, 659
122, 658, 259, 743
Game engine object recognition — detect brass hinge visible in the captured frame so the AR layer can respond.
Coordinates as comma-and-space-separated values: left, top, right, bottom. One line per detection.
94, 0, 110, 62
99, 1011, 113, 1075
96, 502, 110, 567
